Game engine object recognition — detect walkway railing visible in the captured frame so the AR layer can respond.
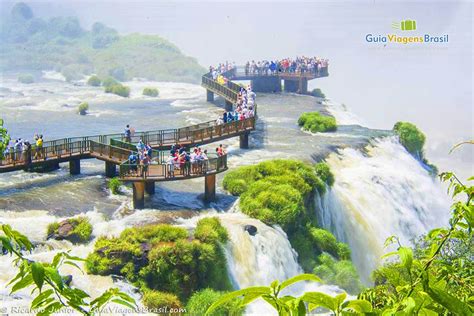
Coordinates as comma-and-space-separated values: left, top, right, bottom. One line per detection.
119, 153, 228, 180
202, 76, 239, 103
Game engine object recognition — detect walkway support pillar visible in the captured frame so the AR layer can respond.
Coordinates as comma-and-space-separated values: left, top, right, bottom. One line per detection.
299, 78, 308, 94
69, 159, 81, 175
204, 174, 216, 202
145, 182, 155, 195
206, 90, 214, 102
105, 161, 116, 178
284, 79, 298, 93
225, 100, 233, 111
133, 181, 145, 209
240, 132, 250, 149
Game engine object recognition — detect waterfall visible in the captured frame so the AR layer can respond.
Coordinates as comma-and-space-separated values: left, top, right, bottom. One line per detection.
318, 137, 451, 283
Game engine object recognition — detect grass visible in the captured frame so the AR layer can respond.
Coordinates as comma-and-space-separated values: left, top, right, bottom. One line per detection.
298, 112, 337, 133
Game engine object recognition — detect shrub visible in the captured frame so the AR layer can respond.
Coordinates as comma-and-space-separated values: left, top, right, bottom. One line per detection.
105, 84, 130, 97
47, 216, 93, 244
87, 75, 101, 86
186, 289, 244, 316
101, 76, 119, 87
314, 162, 335, 186
298, 112, 337, 133
313, 253, 363, 294
18, 74, 34, 84
78, 102, 89, 115
310, 88, 325, 98
142, 290, 182, 311
108, 177, 121, 194
194, 217, 228, 244
142, 87, 159, 97
393, 121, 426, 158
86, 223, 232, 301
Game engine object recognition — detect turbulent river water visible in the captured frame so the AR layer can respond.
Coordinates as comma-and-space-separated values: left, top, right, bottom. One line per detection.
0, 73, 451, 312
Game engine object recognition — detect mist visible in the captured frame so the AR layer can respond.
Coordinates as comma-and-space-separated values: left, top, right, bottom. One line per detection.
2, 0, 473, 177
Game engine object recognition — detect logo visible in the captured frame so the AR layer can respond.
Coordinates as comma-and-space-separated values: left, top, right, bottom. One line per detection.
365, 18, 448, 45
392, 20, 417, 31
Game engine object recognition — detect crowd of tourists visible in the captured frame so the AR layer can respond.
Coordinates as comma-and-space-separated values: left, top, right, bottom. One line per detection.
1, 134, 44, 166
244, 56, 329, 76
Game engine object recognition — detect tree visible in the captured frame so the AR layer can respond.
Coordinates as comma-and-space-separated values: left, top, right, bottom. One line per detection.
0, 118, 11, 160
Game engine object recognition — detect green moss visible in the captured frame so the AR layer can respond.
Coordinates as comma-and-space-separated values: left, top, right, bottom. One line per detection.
142, 290, 182, 311
393, 121, 426, 157
47, 216, 92, 244
194, 217, 228, 244
314, 162, 335, 187
298, 112, 337, 133
310, 88, 325, 98
87, 75, 101, 86
18, 74, 34, 84
101, 76, 119, 87
186, 289, 244, 316
78, 102, 89, 115
142, 87, 159, 97
87, 222, 231, 301
108, 177, 121, 194
104, 84, 130, 97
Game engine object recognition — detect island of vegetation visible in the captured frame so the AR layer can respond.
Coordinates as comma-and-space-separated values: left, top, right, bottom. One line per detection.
298, 112, 337, 133
0, 3, 205, 83
46, 216, 93, 244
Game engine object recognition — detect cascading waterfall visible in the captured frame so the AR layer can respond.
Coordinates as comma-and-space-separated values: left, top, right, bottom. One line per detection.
179, 211, 344, 315
317, 137, 451, 283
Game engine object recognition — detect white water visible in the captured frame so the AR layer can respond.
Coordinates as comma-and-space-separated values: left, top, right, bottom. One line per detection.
319, 137, 451, 283
179, 211, 344, 315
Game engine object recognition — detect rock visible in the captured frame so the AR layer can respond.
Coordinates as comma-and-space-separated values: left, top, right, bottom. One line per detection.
57, 220, 74, 238
63, 275, 73, 286
244, 225, 257, 236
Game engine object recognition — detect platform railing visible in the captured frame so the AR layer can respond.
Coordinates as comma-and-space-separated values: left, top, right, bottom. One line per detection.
119, 153, 228, 180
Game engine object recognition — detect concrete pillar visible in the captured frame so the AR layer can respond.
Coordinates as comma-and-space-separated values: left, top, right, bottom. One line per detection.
300, 78, 308, 94
145, 182, 155, 195
225, 100, 233, 111
284, 80, 298, 93
133, 181, 145, 209
105, 161, 116, 178
69, 159, 80, 175
204, 174, 216, 202
206, 90, 214, 102
240, 132, 249, 149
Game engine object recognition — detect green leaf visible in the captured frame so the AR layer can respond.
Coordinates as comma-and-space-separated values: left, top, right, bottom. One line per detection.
425, 283, 472, 315
302, 292, 337, 312
111, 298, 135, 310
0, 236, 13, 253
342, 299, 373, 313
31, 262, 45, 291
205, 286, 270, 315
381, 251, 398, 260
398, 247, 413, 270
11, 273, 34, 293
31, 289, 54, 308
45, 267, 63, 290
280, 274, 322, 291
334, 292, 347, 307
63, 260, 83, 273
401, 297, 416, 314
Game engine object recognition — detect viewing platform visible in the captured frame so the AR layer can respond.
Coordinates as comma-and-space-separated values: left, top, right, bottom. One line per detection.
1, 69, 256, 208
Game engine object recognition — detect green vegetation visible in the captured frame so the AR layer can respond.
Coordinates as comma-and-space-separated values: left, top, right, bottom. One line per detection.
78, 102, 89, 115
104, 84, 130, 97
86, 75, 101, 86
86, 217, 232, 304
298, 112, 337, 133
393, 121, 426, 157
108, 177, 121, 194
46, 216, 93, 243
310, 88, 325, 98
0, 3, 205, 83
142, 290, 182, 311
393, 121, 438, 175
0, 118, 11, 160
101, 76, 118, 87
18, 73, 34, 84
223, 159, 360, 293
187, 289, 243, 316
1, 224, 136, 314
142, 87, 159, 97
206, 274, 372, 315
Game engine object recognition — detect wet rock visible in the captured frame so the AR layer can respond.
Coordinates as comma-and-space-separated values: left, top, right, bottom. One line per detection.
57, 221, 74, 237
63, 275, 73, 286
244, 225, 257, 236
